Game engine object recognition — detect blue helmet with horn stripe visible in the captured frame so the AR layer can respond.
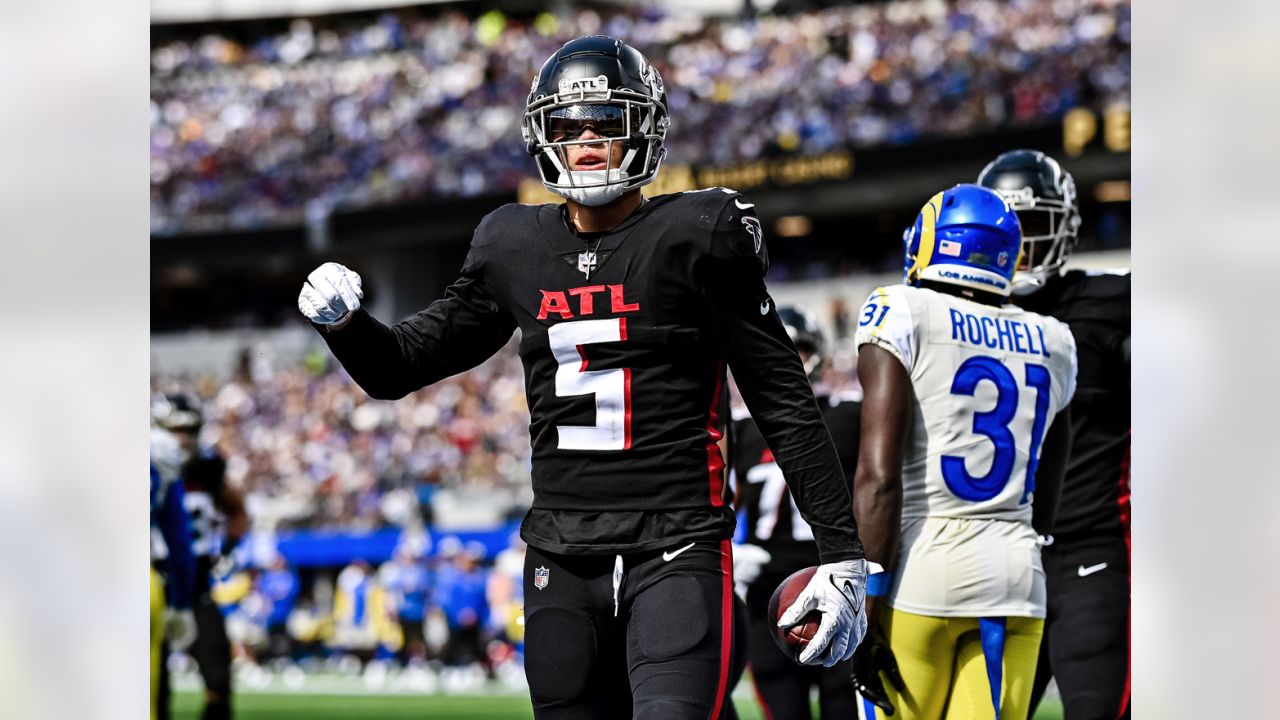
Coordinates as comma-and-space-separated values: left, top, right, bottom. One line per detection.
903, 184, 1023, 299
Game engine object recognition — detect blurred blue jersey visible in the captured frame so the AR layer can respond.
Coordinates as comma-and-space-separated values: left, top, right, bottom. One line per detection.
150, 458, 196, 610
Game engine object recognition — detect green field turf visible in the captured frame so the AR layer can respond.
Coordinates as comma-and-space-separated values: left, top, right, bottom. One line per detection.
173, 689, 1065, 719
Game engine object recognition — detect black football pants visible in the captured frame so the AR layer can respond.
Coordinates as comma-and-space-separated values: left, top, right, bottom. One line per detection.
156, 592, 232, 720
1029, 533, 1131, 720
523, 540, 739, 720
745, 568, 856, 720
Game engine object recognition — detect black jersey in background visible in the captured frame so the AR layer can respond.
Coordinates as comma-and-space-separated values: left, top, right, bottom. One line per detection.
730, 393, 861, 572
1016, 269, 1131, 541
318, 189, 863, 563
182, 450, 227, 593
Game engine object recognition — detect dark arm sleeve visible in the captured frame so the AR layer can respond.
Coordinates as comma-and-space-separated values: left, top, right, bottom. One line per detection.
697, 194, 864, 564
1032, 406, 1071, 536
316, 231, 518, 401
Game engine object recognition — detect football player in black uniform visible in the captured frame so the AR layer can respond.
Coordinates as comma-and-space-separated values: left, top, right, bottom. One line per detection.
978, 150, 1131, 720
297, 36, 869, 720
153, 393, 247, 720
729, 306, 861, 720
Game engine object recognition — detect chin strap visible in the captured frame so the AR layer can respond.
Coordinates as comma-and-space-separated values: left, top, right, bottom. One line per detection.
552, 169, 631, 206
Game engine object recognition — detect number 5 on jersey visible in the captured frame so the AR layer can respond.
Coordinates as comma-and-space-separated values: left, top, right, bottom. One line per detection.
548, 318, 632, 451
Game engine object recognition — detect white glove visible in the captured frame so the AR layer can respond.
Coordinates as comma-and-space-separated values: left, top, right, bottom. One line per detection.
164, 608, 198, 652
776, 558, 868, 666
732, 543, 772, 599
298, 262, 363, 325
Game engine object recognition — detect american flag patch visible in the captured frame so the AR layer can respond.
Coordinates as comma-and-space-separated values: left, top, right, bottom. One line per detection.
938, 239, 962, 257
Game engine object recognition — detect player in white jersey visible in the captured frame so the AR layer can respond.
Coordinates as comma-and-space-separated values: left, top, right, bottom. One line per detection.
849, 184, 1077, 720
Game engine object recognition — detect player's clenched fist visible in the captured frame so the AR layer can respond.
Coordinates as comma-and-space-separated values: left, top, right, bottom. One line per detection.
298, 262, 363, 325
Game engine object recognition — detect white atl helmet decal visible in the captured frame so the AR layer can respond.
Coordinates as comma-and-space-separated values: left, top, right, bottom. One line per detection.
558, 75, 610, 95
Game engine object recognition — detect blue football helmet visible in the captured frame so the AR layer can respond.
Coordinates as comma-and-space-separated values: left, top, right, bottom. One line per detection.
903, 184, 1022, 298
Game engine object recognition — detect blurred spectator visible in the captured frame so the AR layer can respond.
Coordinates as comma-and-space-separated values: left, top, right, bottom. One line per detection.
259, 555, 300, 663
486, 531, 525, 648
150, 0, 1131, 233
380, 541, 434, 666
330, 560, 398, 659
437, 541, 493, 675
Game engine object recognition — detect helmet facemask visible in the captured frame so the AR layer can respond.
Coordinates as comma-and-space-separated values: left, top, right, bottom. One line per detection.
523, 76, 668, 206
991, 181, 1082, 295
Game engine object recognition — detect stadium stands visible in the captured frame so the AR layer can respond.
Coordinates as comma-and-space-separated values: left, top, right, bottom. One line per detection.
150, 0, 1130, 232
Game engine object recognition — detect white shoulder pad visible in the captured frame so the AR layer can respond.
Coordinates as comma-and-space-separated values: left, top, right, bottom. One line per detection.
853, 285, 917, 374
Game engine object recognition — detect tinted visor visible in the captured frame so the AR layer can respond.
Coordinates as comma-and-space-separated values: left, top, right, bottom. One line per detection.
547, 105, 628, 142
1014, 208, 1053, 239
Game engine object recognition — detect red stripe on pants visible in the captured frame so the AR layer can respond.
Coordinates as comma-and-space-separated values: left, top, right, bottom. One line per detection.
708, 540, 734, 719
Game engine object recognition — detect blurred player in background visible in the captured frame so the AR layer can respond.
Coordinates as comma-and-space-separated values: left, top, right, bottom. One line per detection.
151, 428, 197, 720
978, 150, 1132, 720
729, 305, 861, 719
297, 35, 868, 719
153, 394, 247, 720
258, 554, 300, 665
382, 540, 433, 667
850, 185, 1076, 720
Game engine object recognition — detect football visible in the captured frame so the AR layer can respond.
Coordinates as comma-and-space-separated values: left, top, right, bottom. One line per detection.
766, 566, 824, 662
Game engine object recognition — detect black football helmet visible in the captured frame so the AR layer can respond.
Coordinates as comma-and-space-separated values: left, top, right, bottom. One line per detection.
777, 305, 826, 380
522, 36, 669, 206
977, 149, 1081, 295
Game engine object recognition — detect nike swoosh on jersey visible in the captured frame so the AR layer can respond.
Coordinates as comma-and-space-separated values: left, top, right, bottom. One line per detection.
1077, 562, 1108, 577
760, 300, 770, 315
662, 542, 696, 562
735, 198, 755, 210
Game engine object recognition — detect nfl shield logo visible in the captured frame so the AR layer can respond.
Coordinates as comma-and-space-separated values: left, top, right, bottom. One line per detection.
997, 251, 1010, 268
577, 252, 598, 277
534, 566, 550, 590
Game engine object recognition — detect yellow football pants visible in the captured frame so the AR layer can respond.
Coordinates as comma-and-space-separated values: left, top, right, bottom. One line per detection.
150, 568, 165, 720
864, 608, 1044, 720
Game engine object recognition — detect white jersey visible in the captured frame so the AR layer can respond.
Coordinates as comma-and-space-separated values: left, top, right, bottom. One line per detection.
853, 285, 1077, 617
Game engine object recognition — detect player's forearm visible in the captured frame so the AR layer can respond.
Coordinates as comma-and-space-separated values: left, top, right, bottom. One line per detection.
853, 467, 902, 571
1032, 406, 1072, 535
218, 486, 249, 548
316, 309, 429, 399
853, 345, 912, 572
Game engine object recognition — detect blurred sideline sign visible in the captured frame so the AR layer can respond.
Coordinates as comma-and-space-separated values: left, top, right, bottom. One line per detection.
517, 151, 853, 205
1063, 104, 1131, 157
246, 521, 524, 568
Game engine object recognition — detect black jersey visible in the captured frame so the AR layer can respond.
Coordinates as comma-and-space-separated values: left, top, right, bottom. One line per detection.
730, 394, 861, 571
182, 450, 227, 590
318, 189, 863, 562
1016, 269, 1130, 539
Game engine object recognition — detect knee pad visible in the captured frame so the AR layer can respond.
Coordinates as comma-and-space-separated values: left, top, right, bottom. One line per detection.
632, 698, 706, 720
632, 575, 710, 662
524, 607, 597, 704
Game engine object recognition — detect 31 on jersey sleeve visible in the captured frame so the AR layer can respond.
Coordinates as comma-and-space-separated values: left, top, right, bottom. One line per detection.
852, 285, 917, 373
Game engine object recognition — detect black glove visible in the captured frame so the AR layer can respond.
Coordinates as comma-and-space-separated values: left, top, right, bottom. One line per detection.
851, 626, 905, 715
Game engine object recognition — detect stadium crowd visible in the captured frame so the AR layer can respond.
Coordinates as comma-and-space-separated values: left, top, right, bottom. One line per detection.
150, 0, 1131, 232
152, 342, 532, 531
